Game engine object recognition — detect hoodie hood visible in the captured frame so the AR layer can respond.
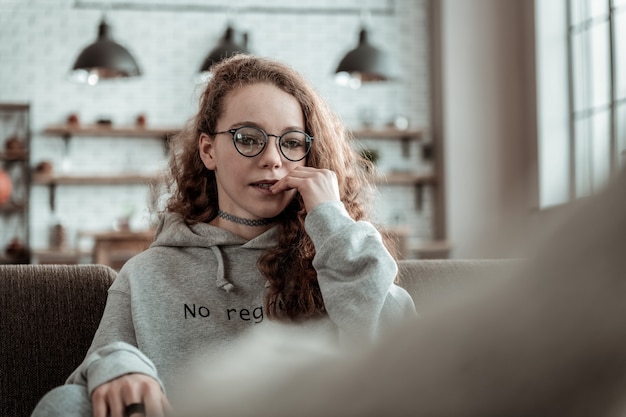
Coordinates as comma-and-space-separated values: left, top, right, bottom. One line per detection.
151, 212, 278, 291
152, 212, 279, 250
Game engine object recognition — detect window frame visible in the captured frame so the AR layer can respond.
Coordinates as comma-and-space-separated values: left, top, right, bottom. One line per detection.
565, 0, 625, 199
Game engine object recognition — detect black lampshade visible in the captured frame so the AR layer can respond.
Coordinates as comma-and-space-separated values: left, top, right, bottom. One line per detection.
335, 28, 396, 88
199, 25, 250, 73
71, 18, 141, 85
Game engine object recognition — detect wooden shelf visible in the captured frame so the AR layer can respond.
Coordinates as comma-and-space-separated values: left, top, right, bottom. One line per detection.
32, 173, 163, 185
408, 240, 453, 259
30, 248, 91, 264
43, 124, 178, 138
350, 127, 425, 140
43, 125, 425, 141
32, 172, 432, 187
78, 229, 155, 239
0, 152, 28, 162
377, 172, 436, 186
352, 127, 426, 158
0, 202, 28, 213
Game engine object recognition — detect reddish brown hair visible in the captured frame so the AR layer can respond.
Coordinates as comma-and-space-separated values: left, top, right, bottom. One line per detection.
165, 55, 385, 321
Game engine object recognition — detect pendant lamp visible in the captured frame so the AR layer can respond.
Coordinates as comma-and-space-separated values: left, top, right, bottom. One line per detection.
199, 25, 250, 74
335, 27, 396, 89
71, 17, 141, 85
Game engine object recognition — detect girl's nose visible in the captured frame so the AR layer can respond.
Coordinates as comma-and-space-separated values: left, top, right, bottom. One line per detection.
258, 137, 283, 168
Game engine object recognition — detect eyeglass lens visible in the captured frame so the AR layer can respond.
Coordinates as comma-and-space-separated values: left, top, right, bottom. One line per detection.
233, 127, 310, 161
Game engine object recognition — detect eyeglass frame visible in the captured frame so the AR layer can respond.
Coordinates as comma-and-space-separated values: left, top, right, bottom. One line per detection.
209, 125, 314, 162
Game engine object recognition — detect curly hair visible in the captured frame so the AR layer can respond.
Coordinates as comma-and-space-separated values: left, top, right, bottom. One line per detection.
165, 54, 387, 321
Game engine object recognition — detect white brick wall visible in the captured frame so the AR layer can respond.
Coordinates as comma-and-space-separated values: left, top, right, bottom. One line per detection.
0, 0, 432, 255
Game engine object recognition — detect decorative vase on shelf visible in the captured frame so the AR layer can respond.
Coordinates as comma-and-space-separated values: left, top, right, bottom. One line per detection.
0, 168, 12, 205
48, 214, 67, 249
5, 237, 29, 263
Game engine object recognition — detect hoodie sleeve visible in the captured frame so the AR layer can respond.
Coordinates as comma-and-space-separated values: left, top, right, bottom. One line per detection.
65, 274, 164, 396
304, 201, 417, 343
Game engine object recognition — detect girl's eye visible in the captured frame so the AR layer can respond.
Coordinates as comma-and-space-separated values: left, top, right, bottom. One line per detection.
282, 139, 303, 149
281, 133, 306, 149
236, 134, 262, 146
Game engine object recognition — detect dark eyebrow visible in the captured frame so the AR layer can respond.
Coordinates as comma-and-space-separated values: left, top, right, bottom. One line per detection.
282, 126, 307, 132
229, 121, 306, 133
229, 121, 260, 129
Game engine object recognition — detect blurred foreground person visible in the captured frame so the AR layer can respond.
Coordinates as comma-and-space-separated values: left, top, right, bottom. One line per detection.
180, 166, 626, 417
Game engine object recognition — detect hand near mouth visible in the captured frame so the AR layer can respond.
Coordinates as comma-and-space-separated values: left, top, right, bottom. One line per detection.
270, 167, 341, 213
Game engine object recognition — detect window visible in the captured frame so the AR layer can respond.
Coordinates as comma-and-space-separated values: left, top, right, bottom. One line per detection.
569, 0, 626, 197
536, 0, 625, 207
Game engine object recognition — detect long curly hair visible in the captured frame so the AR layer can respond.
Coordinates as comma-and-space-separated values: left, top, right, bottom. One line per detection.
165, 54, 388, 321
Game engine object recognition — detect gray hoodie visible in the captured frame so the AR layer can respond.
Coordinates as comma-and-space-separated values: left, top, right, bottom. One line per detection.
66, 201, 416, 397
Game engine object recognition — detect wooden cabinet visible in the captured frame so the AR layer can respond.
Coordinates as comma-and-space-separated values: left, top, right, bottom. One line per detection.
90, 229, 155, 271
0, 104, 31, 264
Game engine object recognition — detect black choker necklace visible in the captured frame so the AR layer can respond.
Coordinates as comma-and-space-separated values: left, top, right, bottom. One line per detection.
217, 209, 277, 227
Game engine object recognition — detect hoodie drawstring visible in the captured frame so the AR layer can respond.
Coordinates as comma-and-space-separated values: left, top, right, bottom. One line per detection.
211, 246, 235, 293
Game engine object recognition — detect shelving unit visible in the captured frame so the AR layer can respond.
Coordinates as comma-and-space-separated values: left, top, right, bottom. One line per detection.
32, 173, 162, 186
349, 127, 448, 259
352, 127, 435, 186
38, 124, 174, 211
0, 103, 31, 264
352, 127, 425, 158
38, 123, 447, 259
43, 124, 177, 138
40, 125, 434, 186
31, 124, 169, 266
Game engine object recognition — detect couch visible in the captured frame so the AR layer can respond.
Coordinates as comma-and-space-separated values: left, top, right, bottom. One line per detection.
0, 260, 513, 417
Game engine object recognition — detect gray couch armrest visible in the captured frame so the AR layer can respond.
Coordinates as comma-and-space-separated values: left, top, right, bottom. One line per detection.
0, 264, 116, 417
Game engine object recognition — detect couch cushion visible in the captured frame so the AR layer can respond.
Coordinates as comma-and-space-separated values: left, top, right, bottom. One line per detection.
397, 259, 521, 314
0, 264, 116, 417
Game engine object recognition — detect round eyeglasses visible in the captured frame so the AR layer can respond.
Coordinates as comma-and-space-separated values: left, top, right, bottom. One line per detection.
210, 126, 314, 162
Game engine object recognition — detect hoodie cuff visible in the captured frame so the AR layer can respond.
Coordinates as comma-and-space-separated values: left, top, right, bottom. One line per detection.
82, 342, 163, 396
304, 201, 355, 248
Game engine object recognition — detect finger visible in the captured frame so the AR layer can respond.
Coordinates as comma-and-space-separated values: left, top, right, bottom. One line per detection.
282, 166, 316, 175
282, 166, 325, 179
142, 389, 164, 417
271, 175, 301, 193
162, 397, 174, 417
107, 394, 127, 417
92, 394, 109, 417
120, 385, 143, 417
271, 167, 321, 192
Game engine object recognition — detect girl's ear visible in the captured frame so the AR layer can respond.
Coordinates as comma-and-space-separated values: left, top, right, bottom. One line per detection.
199, 133, 217, 170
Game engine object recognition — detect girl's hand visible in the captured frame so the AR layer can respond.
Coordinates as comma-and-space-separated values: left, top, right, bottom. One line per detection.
271, 166, 340, 213
91, 373, 172, 417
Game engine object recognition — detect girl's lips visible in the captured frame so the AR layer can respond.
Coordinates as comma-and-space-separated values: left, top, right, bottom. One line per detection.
251, 180, 278, 188
251, 180, 279, 193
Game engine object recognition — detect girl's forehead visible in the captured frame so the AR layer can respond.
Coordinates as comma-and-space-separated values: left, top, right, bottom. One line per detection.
224, 82, 284, 99
219, 84, 304, 126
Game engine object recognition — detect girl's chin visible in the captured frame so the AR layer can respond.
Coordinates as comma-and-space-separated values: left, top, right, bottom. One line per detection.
254, 207, 287, 219
253, 195, 296, 218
